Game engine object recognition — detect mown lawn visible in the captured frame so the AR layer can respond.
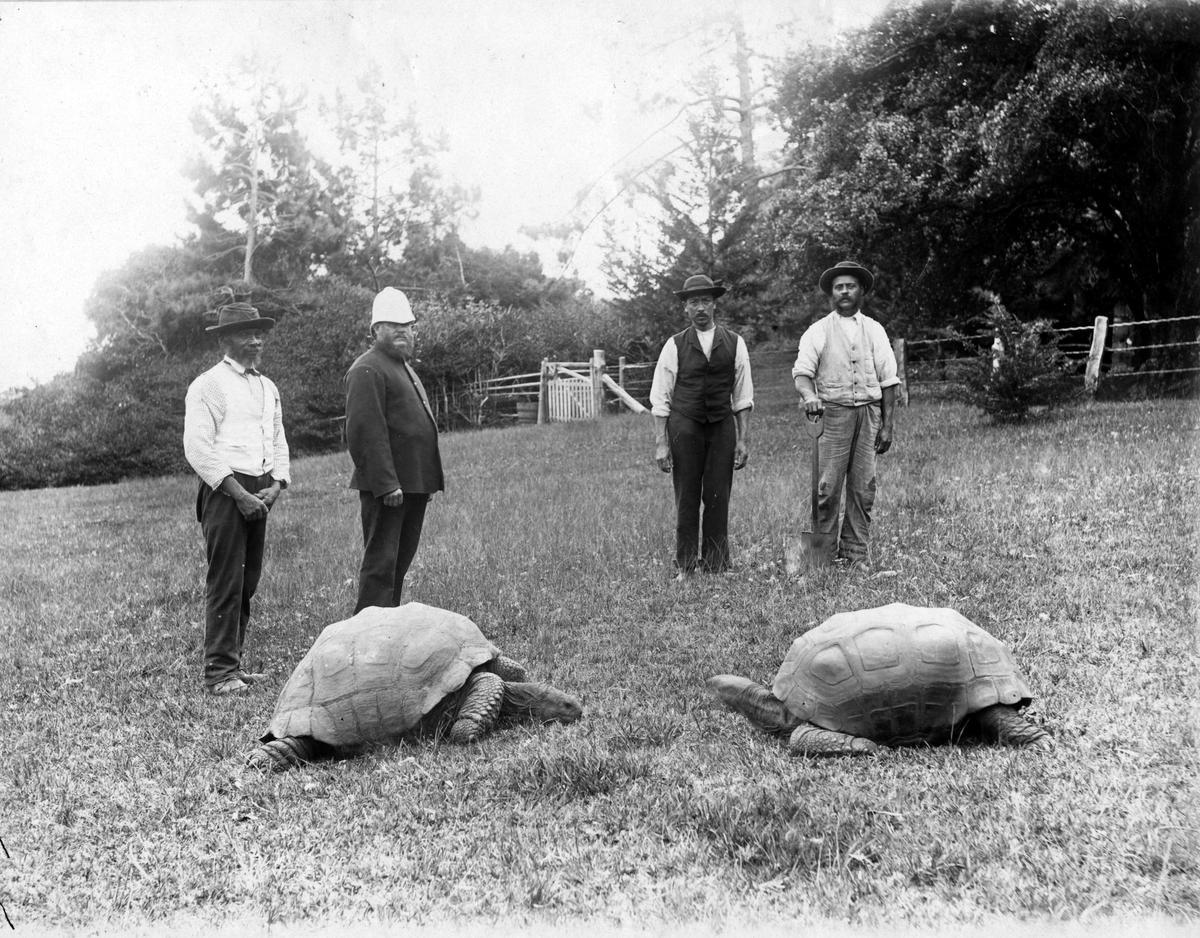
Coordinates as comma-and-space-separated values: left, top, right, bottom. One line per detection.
1, 360, 1196, 936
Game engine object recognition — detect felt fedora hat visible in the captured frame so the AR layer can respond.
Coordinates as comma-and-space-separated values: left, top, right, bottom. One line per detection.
673, 274, 727, 300
370, 287, 416, 326
206, 302, 275, 333
818, 260, 874, 296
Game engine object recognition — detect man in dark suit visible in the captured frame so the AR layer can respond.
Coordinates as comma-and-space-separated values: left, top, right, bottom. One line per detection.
650, 274, 754, 577
345, 287, 444, 611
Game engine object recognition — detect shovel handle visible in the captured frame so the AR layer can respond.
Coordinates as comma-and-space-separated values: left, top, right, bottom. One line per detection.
805, 412, 824, 438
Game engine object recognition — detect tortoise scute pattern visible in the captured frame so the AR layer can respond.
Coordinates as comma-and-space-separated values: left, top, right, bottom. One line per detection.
267, 603, 500, 746
772, 603, 1033, 746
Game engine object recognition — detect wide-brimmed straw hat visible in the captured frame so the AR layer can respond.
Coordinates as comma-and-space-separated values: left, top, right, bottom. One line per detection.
673, 274, 727, 300
206, 302, 275, 333
818, 260, 874, 295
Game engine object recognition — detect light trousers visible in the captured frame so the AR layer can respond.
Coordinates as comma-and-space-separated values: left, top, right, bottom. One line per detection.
814, 402, 880, 562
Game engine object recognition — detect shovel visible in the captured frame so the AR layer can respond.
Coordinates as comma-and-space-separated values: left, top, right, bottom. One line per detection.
784, 413, 838, 574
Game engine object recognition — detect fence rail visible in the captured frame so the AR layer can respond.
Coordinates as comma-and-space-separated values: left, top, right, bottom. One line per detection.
895, 313, 1200, 400
453, 312, 1197, 429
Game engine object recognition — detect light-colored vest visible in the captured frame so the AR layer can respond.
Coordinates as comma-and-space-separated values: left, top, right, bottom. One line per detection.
814, 314, 882, 406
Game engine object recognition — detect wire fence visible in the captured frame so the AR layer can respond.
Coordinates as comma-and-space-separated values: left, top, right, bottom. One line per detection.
901, 314, 1200, 394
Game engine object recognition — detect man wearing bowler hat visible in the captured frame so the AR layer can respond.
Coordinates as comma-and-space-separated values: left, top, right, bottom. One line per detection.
184, 300, 291, 695
792, 260, 899, 568
345, 287, 444, 612
650, 274, 754, 577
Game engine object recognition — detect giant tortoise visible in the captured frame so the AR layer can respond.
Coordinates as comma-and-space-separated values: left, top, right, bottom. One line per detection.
708, 603, 1051, 755
246, 603, 583, 772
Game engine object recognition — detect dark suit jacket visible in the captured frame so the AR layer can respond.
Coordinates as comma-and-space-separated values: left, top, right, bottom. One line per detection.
344, 347, 444, 497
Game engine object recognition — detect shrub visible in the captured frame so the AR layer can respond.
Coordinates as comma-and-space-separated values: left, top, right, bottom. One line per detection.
958, 291, 1080, 422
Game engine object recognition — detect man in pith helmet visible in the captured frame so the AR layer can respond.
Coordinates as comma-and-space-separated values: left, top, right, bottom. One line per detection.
344, 287, 444, 611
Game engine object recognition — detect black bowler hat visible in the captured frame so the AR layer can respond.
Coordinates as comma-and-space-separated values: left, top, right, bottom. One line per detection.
673, 274, 727, 300
206, 302, 276, 334
818, 260, 874, 296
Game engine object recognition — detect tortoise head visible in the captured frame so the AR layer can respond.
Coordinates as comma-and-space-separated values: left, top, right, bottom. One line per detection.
501, 681, 584, 724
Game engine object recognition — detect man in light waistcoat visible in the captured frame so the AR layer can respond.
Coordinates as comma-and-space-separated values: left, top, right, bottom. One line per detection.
651, 274, 753, 577
345, 287, 444, 612
792, 260, 899, 568
184, 301, 291, 695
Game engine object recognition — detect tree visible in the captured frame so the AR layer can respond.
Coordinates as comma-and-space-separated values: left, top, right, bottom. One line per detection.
766, 0, 1200, 344
186, 65, 348, 287
318, 69, 478, 291
601, 11, 785, 349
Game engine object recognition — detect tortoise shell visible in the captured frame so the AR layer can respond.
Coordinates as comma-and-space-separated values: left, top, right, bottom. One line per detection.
266, 603, 500, 746
771, 603, 1033, 745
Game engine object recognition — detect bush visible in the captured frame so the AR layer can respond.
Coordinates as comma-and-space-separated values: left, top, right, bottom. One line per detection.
958, 292, 1080, 422
0, 361, 194, 490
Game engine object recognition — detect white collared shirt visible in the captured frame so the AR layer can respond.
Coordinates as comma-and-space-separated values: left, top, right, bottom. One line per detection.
183, 356, 291, 489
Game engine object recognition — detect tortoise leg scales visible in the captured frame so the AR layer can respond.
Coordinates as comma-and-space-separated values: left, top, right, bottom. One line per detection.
487, 655, 529, 683
788, 723, 879, 756
246, 735, 319, 772
449, 671, 506, 743
975, 705, 1053, 750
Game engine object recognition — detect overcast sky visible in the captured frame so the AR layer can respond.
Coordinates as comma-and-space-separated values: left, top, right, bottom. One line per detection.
0, 0, 890, 389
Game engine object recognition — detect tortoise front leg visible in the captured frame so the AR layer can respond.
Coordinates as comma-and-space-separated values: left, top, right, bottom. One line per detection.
788, 723, 879, 756
449, 671, 506, 743
974, 705, 1053, 750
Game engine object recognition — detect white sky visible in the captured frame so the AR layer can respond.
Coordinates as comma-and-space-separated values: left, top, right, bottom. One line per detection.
0, 0, 889, 389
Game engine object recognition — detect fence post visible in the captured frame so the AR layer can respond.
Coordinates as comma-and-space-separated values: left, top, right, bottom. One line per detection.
892, 338, 909, 406
1084, 315, 1108, 394
538, 358, 551, 424
590, 349, 606, 417
619, 355, 627, 389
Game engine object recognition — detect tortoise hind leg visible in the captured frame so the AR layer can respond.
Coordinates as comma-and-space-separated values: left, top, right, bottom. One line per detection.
449, 671, 506, 743
788, 723, 879, 756
975, 705, 1053, 750
246, 735, 321, 773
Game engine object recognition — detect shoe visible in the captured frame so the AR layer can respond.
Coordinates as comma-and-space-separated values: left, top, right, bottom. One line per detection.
207, 677, 248, 696
236, 670, 267, 684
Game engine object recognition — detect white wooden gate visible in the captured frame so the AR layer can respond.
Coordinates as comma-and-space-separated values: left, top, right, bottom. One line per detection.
547, 371, 596, 421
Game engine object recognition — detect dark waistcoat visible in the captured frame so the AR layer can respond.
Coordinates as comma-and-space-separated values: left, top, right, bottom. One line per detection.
670, 325, 738, 423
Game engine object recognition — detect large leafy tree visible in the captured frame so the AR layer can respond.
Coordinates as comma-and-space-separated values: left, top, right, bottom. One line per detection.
186, 69, 348, 287
765, 0, 1200, 339
601, 12, 786, 349
320, 69, 477, 289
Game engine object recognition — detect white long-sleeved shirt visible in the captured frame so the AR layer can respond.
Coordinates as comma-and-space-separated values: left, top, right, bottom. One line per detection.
649, 326, 754, 418
183, 356, 291, 489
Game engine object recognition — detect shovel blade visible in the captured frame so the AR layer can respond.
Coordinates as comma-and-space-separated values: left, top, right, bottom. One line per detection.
784, 532, 839, 575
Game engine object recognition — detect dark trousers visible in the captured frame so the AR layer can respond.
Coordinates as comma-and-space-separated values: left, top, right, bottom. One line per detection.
355, 492, 430, 612
668, 412, 736, 573
196, 472, 271, 686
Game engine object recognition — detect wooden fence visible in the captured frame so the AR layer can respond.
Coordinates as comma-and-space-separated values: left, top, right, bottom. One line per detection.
894, 313, 1200, 403
466, 312, 1198, 428
472, 350, 651, 425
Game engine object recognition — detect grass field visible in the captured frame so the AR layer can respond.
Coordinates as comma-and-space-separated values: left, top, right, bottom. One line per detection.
1, 354, 1197, 937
